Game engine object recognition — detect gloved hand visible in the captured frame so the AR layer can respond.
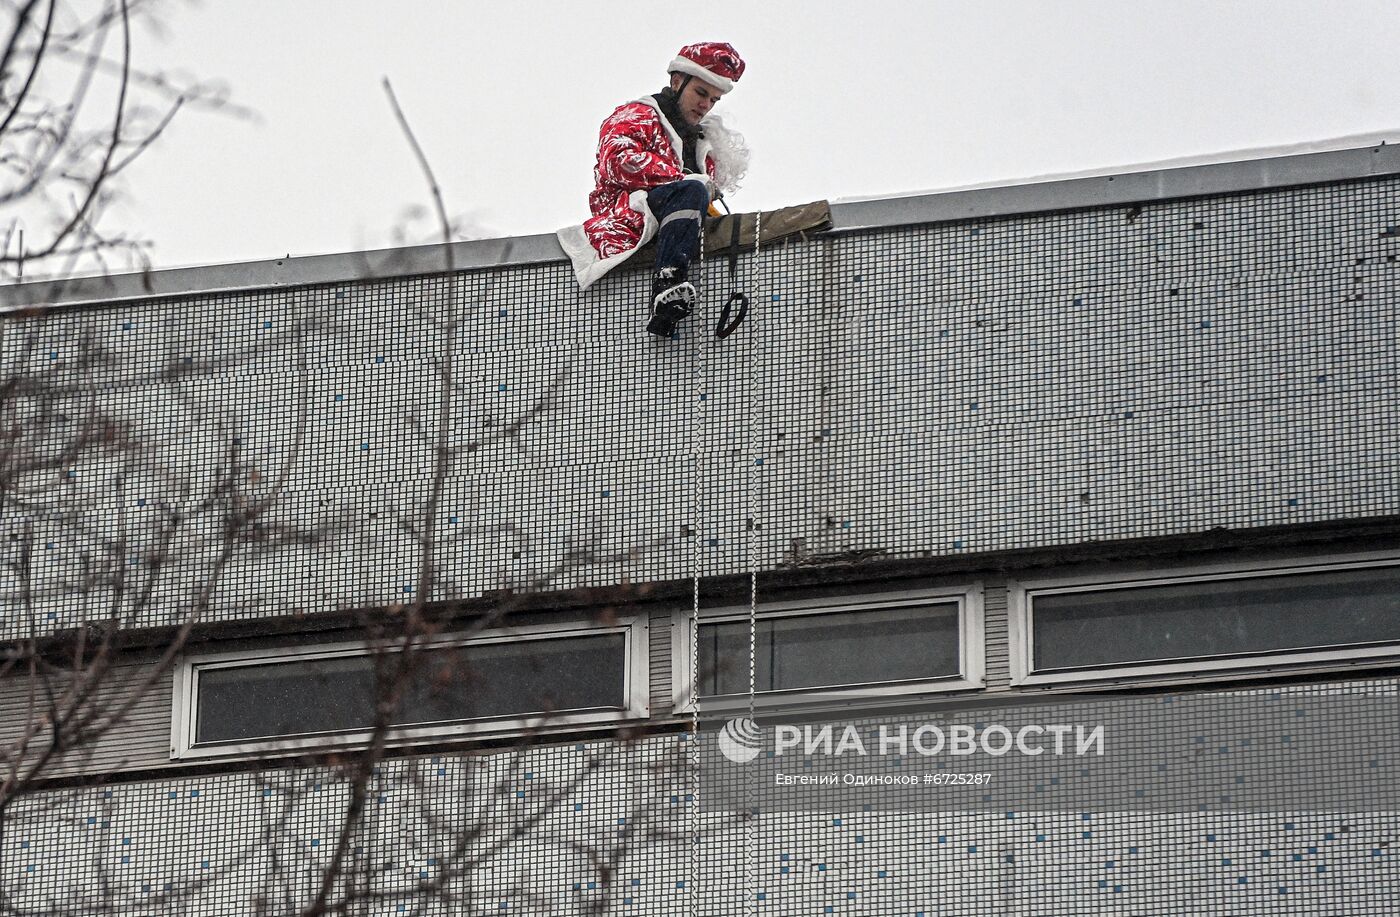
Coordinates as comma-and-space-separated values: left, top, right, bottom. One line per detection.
682, 171, 718, 201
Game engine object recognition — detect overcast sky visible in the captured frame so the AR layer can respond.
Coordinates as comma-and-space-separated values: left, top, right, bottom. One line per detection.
101, 0, 1400, 271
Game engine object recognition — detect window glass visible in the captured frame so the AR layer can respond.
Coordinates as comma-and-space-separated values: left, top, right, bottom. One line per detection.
698, 602, 961, 697
1031, 566, 1400, 672
195, 633, 626, 744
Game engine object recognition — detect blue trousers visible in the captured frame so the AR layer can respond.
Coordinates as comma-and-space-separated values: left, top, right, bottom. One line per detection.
647, 179, 709, 278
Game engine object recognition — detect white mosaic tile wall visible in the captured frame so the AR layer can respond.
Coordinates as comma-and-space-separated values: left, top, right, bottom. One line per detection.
2, 178, 1396, 633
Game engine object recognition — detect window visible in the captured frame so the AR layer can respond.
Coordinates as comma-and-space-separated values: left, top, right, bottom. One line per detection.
674, 588, 984, 710
173, 619, 648, 759
1011, 555, 1400, 686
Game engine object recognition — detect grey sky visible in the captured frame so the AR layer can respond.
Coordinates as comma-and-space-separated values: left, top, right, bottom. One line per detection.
106, 0, 1400, 270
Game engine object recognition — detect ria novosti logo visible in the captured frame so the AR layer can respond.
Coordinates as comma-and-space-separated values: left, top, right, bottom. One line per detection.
713, 718, 1106, 763
716, 717, 765, 763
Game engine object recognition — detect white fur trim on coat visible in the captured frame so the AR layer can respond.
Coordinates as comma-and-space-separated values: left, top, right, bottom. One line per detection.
557, 189, 659, 291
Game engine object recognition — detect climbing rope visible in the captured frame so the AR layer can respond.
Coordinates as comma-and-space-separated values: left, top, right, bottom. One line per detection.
744, 209, 762, 917
688, 211, 706, 917
688, 204, 765, 916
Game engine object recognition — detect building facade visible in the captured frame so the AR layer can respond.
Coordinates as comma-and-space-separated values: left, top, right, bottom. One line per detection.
0, 145, 1398, 913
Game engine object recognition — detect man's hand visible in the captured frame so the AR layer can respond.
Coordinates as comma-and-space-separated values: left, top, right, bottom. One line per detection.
682, 171, 718, 201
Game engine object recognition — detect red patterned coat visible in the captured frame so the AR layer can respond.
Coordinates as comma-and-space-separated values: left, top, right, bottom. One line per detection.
558, 96, 716, 290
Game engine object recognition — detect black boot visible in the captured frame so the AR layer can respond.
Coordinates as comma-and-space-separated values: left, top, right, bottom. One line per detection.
646, 269, 696, 337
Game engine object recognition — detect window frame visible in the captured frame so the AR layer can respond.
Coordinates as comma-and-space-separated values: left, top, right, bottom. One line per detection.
1009, 551, 1400, 688
171, 617, 649, 761
671, 586, 985, 714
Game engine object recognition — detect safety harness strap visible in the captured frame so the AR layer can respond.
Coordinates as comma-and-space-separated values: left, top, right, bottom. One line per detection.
715, 214, 750, 338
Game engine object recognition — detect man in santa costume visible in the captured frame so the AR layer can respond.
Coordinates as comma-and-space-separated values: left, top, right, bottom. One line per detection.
557, 42, 749, 337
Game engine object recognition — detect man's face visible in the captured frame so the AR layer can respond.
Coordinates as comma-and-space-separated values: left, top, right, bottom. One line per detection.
670, 73, 724, 125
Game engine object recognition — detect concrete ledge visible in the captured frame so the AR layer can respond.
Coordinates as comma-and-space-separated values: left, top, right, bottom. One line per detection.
828, 143, 1400, 232
0, 232, 566, 314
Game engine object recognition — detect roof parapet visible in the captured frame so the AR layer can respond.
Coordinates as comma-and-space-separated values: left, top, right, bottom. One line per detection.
4, 143, 1399, 312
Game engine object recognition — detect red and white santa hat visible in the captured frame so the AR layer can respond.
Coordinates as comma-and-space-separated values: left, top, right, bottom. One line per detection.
668, 42, 746, 94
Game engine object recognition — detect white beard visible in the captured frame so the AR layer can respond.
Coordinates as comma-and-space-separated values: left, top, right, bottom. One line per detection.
701, 112, 750, 195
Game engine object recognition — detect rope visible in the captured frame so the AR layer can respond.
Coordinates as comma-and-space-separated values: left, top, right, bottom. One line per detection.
687, 209, 706, 917
688, 205, 765, 916
744, 209, 762, 917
